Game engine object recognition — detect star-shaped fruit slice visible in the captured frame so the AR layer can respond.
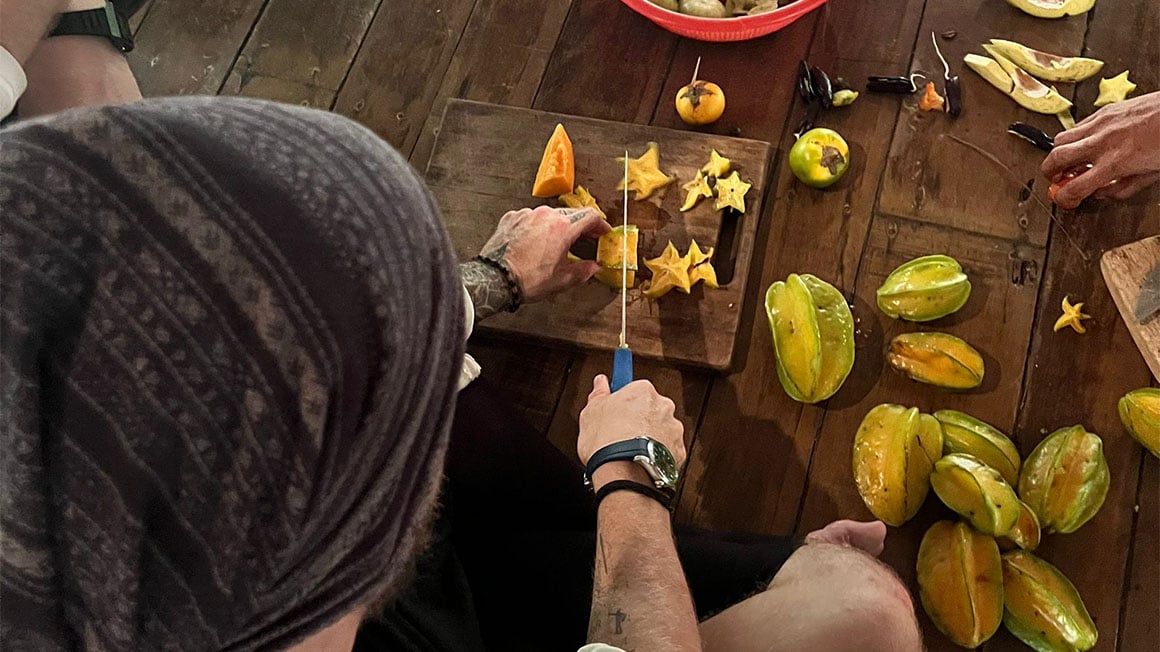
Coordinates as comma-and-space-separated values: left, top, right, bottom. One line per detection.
1093, 70, 1136, 107
701, 149, 732, 178
680, 172, 713, 212
714, 171, 752, 213
643, 241, 692, 298
1053, 295, 1091, 333
617, 143, 675, 200
687, 239, 718, 288
559, 185, 606, 219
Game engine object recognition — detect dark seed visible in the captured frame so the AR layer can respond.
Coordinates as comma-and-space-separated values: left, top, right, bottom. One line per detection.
940, 29, 957, 40
944, 76, 962, 118
867, 76, 918, 94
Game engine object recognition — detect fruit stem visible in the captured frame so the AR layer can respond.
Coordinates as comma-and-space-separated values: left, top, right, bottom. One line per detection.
691, 56, 702, 86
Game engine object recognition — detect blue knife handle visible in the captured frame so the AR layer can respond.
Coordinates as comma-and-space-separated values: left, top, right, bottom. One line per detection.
611, 346, 633, 392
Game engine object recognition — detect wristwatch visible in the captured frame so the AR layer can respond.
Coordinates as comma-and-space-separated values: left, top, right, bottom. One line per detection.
584, 437, 680, 491
50, 1, 135, 53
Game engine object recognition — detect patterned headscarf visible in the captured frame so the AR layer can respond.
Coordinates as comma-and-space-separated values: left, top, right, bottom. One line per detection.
1, 97, 464, 650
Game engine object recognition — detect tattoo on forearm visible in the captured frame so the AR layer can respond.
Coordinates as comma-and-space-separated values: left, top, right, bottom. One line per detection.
609, 609, 627, 635
460, 260, 514, 322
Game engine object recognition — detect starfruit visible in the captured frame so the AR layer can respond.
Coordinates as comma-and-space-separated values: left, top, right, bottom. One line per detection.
1019, 426, 1109, 534
935, 410, 1021, 486
852, 404, 943, 526
1118, 388, 1160, 458
594, 225, 638, 288
931, 453, 1020, 536
917, 521, 1004, 649
1002, 551, 1098, 652
888, 332, 985, 390
765, 274, 855, 403
876, 255, 971, 322
997, 499, 1042, 552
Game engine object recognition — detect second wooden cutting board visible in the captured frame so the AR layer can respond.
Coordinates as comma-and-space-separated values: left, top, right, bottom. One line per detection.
425, 100, 773, 371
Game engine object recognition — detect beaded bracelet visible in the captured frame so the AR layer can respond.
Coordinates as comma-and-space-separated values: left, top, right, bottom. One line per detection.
472, 254, 522, 313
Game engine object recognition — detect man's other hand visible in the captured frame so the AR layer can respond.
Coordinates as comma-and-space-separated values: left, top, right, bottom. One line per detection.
578, 375, 685, 490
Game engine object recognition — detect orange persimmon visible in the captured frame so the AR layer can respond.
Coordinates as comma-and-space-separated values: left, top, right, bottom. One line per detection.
531, 123, 575, 197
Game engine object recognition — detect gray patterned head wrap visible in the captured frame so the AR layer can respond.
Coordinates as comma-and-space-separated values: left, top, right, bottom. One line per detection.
1, 97, 464, 650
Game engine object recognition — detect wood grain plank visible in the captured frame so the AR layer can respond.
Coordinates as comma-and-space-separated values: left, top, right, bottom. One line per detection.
332, 0, 478, 152
128, 0, 267, 97
677, 0, 927, 536
1119, 455, 1159, 652
877, 0, 1088, 244
128, 0, 155, 33
409, 0, 573, 167
467, 339, 573, 434
220, 0, 380, 105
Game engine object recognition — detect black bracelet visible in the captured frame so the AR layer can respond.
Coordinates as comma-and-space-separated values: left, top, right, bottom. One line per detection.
594, 480, 674, 512
472, 255, 522, 313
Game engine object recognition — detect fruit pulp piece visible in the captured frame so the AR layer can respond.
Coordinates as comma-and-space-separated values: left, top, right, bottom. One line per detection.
919, 81, 945, 111
532, 123, 574, 197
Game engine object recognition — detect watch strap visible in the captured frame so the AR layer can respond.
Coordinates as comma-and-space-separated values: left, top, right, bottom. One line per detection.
584, 437, 650, 484
594, 480, 673, 512
50, 3, 134, 53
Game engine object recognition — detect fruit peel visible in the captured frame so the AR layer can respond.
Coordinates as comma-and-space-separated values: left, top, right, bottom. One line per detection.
1019, 425, 1110, 534
931, 453, 1021, 536
765, 274, 854, 403
1004, 0, 1097, 19
852, 404, 943, 526
935, 409, 1021, 486
987, 39, 1104, 83
876, 254, 972, 322
977, 47, 1073, 114
1119, 388, 1160, 458
888, 332, 985, 390
1002, 551, 1098, 652
917, 520, 1004, 649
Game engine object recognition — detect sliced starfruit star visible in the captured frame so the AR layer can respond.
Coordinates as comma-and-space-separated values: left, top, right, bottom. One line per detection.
852, 404, 943, 526
934, 410, 1021, 486
687, 239, 718, 288
1119, 388, 1160, 458
594, 225, 639, 288
876, 255, 971, 322
680, 172, 713, 212
559, 185, 606, 219
931, 453, 1021, 536
765, 274, 855, 403
1094, 70, 1137, 107
888, 332, 985, 390
1019, 425, 1110, 534
1005, 0, 1096, 19
917, 520, 1004, 649
617, 143, 674, 201
701, 149, 732, 178
1002, 551, 1098, 652
643, 241, 692, 298
714, 171, 751, 213
997, 499, 1042, 552
969, 49, 1073, 115
987, 39, 1104, 82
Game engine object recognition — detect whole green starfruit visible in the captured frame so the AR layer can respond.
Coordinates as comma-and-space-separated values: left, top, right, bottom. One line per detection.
917, 520, 1004, 648
765, 274, 855, 404
852, 404, 943, 526
931, 453, 1021, 536
876, 255, 971, 322
888, 332, 985, 390
1002, 551, 1098, 652
935, 410, 1021, 486
1019, 425, 1110, 534
1119, 388, 1160, 458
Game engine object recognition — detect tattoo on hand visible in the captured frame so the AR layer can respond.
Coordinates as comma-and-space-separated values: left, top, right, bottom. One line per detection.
609, 609, 627, 635
482, 241, 509, 262
460, 260, 514, 321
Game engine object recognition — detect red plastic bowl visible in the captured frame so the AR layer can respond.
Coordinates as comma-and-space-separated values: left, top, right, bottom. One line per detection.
620, 0, 828, 42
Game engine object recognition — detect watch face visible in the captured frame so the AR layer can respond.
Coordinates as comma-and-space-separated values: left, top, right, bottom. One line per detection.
647, 439, 680, 488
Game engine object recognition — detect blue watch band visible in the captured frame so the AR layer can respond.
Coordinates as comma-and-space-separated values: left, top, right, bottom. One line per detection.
584, 437, 651, 485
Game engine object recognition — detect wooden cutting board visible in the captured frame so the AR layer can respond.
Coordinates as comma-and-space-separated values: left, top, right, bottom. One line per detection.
425, 100, 772, 371
1101, 235, 1160, 381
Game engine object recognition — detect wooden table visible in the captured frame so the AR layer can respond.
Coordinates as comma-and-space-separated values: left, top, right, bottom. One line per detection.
129, 0, 1159, 648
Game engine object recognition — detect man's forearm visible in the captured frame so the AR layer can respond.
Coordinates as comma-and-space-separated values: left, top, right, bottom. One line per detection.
588, 468, 700, 651
460, 260, 515, 322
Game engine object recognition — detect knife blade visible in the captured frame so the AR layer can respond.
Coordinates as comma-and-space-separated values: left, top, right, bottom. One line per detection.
1135, 262, 1160, 325
610, 150, 633, 392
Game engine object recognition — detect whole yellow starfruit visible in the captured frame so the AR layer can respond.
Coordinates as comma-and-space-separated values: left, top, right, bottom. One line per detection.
930, 453, 1020, 536
935, 410, 1021, 486
888, 332, 984, 390
764, 274, 855, 403
852, 404, 943, 526
1019, 425, 1109, 534
997, 499, 1042, 552
1119, 388, 1160, 458
876, 255, 971, 322
1002, 551, 1098, 652
917, 520, 1004, 649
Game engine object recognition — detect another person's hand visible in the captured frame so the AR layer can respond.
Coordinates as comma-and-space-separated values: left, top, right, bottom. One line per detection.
477, 206, 609, 303
578, 375, 685, 490
1041, 92, 1160, 209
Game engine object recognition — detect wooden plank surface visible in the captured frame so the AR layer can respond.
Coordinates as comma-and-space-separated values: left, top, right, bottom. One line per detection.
426, 100, 772, 370
1102, 237, 1160, 382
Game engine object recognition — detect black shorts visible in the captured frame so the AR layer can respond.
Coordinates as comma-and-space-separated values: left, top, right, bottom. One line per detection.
354, 378, 799, 652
